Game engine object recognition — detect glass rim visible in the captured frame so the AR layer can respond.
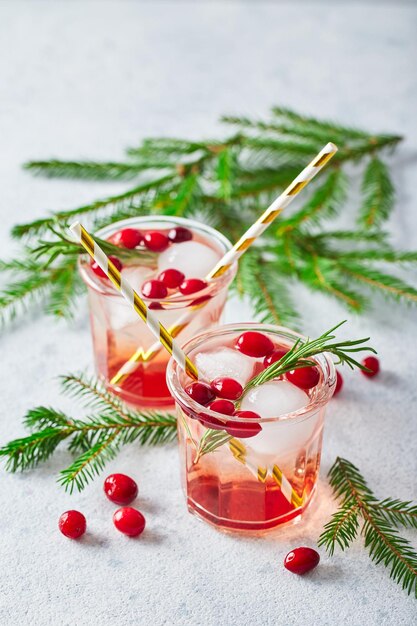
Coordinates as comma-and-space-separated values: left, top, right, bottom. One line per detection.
77, 215, 237, 301
166, 322, 336, 424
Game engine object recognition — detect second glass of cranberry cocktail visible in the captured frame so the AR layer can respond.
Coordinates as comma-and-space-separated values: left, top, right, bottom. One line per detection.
167, 323, 336, 533
79, 216, 237, 409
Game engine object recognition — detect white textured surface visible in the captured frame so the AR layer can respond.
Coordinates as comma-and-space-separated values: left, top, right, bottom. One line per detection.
1, 2, 417, 625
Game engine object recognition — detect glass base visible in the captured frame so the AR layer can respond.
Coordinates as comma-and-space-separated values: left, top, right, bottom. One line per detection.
185, 480, 317, 535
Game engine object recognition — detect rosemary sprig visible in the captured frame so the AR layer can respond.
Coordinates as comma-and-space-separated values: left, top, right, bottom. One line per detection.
0, 373, 177, 493
244, 321, 375, 391
193, 429, 232, 465
319, 457, 417, 597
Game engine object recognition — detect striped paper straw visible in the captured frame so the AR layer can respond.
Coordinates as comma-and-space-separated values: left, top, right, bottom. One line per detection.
229, 438, 303, 509
111, 141, 338, 385
209, 141, 338, 278
69, 222, 199, 381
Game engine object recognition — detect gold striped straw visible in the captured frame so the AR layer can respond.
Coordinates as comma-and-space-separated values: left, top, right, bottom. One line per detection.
229, 438, 303, 509
111, 141, 338, 385
69, 222, 199, 381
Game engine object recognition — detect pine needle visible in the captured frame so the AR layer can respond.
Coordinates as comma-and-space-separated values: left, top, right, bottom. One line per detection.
318, 457, 417, 597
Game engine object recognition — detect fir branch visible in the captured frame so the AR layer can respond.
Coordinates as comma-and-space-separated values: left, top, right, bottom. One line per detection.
235, 252, 299, 328
2, 104, 414, 327
0, 373, 177, 492
24, 160, 172, 181
372, 499, 417, 530
358, 158, 394, 228
245, 321, 374, 391
11, 172, 178, 238
319, 458, 417, 597
337, 262, 417, 304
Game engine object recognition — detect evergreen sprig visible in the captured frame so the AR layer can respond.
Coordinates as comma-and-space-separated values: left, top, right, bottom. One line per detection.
1, 105, 415, 328
244, 321, 374, 391
0, 373, 177, 492
319, 457, 417, 597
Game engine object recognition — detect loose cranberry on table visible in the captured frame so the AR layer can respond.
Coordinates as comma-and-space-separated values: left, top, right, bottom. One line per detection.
112, 228, 143, 249
158, 268, 185, 289
113, 507, 146, 537
104, 473, 138, 505
185, 381, 216, 406
264, 348, 289, 368
361, 356, 380, 378
208, 399, 235, 415
284, 547, 320, 575
210, 377, 243, 401
58, 510, 86, 539
168, 226, 193, 243
334, 370, 343, 395
236, 331, 274, 358
141, 279, 168, 299
179, 278, 207, 295
286, 366, 320, 390
144, 231, 169, 252
91, 256, 123, 278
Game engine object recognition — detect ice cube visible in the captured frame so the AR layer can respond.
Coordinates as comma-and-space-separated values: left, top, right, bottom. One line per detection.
195, 347, 255, 385
104, 266, 155, 330
105, 296, 139, 330
158, 241, 220, 279
121, 265, 154, 292
241, 381, 307, 419
240, 381, 319, 457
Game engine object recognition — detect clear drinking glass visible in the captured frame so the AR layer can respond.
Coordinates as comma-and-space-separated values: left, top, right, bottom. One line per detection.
79, 216, 237, 409
167, 323, 336, 533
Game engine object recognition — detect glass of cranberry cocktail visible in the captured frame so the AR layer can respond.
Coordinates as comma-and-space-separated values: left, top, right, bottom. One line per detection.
167, 323, 336, 533
79, 216, 237, 409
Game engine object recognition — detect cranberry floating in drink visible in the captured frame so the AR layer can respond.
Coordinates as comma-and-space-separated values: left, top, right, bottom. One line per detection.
79, 217, 237, 408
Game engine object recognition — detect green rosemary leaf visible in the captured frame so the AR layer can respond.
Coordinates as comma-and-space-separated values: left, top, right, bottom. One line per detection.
244, 321, 374, 390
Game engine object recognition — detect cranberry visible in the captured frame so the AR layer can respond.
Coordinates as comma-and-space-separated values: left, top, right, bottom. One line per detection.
264, 348, 289, 368
141, 279, 168, 299
361, 356, 380, 378
334, 370, 343, 395
236, 331, 274, 358
168, 226, 193, 243
286, 366, 320, 390
144, 231, 169, 252
104, 473, 138, 505
210, 377, 243, 401
233, 410, 262, 420
284, 547, 320, 575
198, 414, 227, 430
208, 399, 235, 415
91, 256, 123, 278
58, 510, 86, 539
179, 278, 207, 295
185, 382, 215, 406
112, 228, 143, 249
149, 302, 163, 310
190, 294, 211, 307
225, 411, 262, 438
158, 268, 185, 289
113, 507, 146, 537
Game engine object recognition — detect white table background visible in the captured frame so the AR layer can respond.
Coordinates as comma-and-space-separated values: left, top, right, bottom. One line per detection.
1, 2, 416, 625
